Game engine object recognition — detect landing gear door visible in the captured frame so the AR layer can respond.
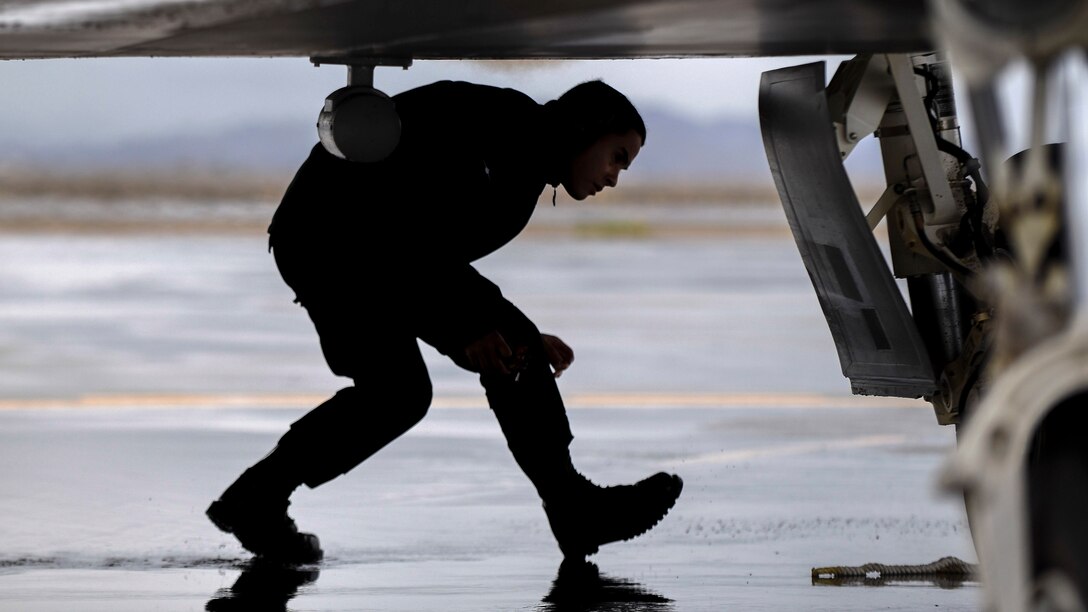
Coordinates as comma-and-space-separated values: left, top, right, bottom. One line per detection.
759, 61, 936, 398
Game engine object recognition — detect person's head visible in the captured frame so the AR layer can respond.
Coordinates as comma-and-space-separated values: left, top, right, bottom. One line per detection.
547, 80, 646, 200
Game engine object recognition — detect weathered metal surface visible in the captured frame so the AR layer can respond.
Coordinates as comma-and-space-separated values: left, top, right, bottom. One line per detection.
759, 60, 936, 398
0, 0, 932, 60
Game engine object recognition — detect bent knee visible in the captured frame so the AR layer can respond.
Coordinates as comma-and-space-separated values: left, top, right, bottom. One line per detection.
351, 378, 432, 425
322, 383, 432, 421
403, 380, 433, 424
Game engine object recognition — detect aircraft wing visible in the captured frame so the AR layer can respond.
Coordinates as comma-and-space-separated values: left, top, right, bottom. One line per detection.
0, 0, 931, 60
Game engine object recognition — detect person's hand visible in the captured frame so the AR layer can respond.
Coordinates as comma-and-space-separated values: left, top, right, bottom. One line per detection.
541, 333, 574, 378
464, 330, 517, 375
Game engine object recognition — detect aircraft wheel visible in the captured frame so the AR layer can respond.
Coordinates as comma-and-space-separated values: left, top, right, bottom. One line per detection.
954, 380, 986, 560
954, 421, 981, 562
1027, 392, 1088, 611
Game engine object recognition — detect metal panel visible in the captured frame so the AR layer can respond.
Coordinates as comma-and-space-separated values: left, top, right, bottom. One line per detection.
0, 0, 930, 60
759, 61, 936, 398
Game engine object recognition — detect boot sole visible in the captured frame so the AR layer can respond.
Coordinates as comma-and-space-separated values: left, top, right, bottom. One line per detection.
207, 500, 239, 535
206, 499, 324, 565
593, 473, 683, 554
553, 473, 684, 559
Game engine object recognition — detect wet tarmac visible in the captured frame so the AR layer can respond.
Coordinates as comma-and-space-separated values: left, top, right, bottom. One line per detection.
0, 204, 980, 610
0, 398, 978, 611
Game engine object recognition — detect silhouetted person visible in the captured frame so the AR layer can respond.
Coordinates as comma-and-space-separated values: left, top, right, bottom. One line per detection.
206, 79, 683, 564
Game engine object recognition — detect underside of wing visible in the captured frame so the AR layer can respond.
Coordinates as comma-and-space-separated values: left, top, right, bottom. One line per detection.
0, 0, 932, 60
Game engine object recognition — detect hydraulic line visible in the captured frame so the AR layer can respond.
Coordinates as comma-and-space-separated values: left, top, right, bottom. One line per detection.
915, 62, 994, 260
910, 203, 975, 277
812, 556, 977, 584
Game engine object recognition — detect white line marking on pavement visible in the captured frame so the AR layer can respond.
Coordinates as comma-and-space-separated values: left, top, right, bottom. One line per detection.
0, 392, 925, 411
671, 434, 909, 466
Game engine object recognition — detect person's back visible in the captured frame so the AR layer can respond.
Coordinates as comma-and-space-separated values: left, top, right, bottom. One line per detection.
271, 81, 551, 267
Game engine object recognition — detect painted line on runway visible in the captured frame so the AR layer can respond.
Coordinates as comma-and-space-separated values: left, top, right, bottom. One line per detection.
670, 434, 909, 466
0, 392, 925, 411
562, 393, 921, 409
0, 393, 327, 410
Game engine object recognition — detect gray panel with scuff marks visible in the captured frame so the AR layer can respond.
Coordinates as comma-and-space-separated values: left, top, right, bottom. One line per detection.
758, 61, 935, 398
0, 0, 931, 60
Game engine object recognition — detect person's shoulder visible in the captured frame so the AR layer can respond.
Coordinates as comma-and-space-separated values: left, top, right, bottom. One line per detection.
396, 80, 537, 106
299, 140, 351, 170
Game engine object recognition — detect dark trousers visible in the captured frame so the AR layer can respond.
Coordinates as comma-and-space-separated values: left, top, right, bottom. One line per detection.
269, 237, 577, 499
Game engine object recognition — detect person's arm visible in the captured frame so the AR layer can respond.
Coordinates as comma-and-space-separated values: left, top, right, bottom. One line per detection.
464, 329, 516, 376
394, 83, 549, 366
410, 260, 510, 354
540, 333, 574, 378
463, 330, 573, 378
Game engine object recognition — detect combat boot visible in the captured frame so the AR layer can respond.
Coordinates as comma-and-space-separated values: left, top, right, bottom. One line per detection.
543, 471, 683, 559
207, 493, 322, 565
206, 462, 322, 565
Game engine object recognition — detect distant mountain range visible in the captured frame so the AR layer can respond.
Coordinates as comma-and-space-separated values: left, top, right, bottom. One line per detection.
0, 107, 886, 186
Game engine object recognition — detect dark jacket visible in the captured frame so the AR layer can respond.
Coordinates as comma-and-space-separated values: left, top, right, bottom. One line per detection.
269, 81, 560, 348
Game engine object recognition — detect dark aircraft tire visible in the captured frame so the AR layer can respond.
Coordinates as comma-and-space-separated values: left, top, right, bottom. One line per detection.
1027, 391, 1088, 609
953, 422, 981, 562
954, 381, 985, 561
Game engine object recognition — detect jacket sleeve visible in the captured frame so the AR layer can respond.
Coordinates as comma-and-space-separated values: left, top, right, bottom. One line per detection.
408, 261, 510, 354
386, 82, 544, 352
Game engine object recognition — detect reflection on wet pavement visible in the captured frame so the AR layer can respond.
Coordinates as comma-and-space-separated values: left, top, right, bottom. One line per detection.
205, 559, 320, 612
540, 559, 673, 611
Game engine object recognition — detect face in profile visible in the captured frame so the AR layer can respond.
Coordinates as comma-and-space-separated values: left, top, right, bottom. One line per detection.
563, 129, 643, 201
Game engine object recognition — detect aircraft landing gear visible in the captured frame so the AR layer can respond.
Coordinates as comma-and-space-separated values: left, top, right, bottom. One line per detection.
1029, 392, 1088, 612
761, 1, 1088, 604
930, 1, 1088, 610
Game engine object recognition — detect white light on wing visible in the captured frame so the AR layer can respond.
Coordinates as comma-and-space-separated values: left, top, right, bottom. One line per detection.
0, 0, 214, 28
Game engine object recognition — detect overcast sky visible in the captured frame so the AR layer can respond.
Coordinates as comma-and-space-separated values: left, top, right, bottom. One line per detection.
0, 54, 1036, 152
0, 56, 850, 147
